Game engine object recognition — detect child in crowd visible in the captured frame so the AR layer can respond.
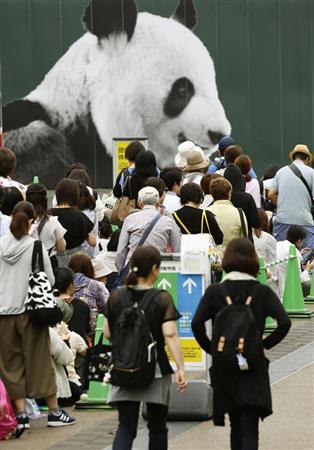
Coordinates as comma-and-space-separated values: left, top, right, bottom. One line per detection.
53, 267, 91, 345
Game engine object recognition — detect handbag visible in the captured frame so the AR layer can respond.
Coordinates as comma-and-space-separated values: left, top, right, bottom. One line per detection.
83, 334, 111, 384
25, 240, 63, 326
102, 191, 118, 220
173, 209, 223, 271
0, 378, 18, 440
288, 164, 314, 219
111, 177, 136, 226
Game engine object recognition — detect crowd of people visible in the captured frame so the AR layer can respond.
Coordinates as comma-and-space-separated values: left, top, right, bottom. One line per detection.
0, 136, 312, 449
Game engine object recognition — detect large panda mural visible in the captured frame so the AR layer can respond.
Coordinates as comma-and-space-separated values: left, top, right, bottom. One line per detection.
3, 0, 231, 187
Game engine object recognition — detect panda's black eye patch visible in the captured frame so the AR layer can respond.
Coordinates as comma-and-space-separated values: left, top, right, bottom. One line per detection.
164, 78, 195, 118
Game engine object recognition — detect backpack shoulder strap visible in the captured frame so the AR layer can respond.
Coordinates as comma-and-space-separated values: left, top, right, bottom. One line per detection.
139, 288, 164, 312
173, 211, 191, 234
117, 286, 132, 309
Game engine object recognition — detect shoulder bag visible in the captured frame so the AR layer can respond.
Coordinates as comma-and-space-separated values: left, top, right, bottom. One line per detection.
25, 240, 62, 326
289, 164, 314, 219
237, 208, 248, 238
173, 209, 223, 271
115, 214, 162, 286
111, 176, 136, 226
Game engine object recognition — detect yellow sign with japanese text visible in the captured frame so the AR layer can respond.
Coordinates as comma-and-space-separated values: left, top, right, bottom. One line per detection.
112, 138, 148, 181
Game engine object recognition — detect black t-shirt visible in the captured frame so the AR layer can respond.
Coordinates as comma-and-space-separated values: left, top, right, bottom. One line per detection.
173, 206, 223, 245
105, 287, 181, 375
51, 207, 93, 249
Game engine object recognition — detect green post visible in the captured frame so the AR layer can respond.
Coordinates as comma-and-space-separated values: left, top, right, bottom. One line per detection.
304, 271, 314, 303
257, 257, 276, 331
283, 245, 312, 318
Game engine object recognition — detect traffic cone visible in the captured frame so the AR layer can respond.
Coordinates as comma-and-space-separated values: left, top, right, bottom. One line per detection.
304, 272, 314, 303
257, 257, 276, 331
75, 314, 113, 410
282, 245, 313, 318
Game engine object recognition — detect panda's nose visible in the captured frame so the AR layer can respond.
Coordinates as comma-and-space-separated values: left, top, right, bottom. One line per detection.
208, 130, 224, 145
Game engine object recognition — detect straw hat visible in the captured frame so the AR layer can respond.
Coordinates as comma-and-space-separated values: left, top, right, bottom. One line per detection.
182, 146, 210, 172
289, 144, 312, 162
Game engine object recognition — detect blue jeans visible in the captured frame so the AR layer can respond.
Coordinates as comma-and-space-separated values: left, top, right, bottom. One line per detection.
112, 401, 168, 450
273, 222, 314, 250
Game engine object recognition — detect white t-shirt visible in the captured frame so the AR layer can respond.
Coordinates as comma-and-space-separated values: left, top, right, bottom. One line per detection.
30, 216, 66, 256
245, 178, 261, 208
163, 192, 181, 214
0, 212, 11, 237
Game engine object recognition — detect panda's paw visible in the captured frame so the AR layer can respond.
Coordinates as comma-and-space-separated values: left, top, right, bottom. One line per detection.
4, 121, 73, 186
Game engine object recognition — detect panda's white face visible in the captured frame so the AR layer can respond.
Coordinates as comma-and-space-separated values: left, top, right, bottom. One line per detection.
87, 12, 231, 164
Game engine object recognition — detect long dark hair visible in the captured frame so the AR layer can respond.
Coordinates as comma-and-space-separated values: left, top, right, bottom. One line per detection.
135, 150, 157, 178
125, 246, 161, 286
78, 182, 96, 210
26, 183, 48, 218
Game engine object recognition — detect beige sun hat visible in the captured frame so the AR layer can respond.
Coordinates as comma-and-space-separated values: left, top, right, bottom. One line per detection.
92, 257, 112, 278
175, 141, 196, 168
182, 146, 210, 172
289, 144, 312, 162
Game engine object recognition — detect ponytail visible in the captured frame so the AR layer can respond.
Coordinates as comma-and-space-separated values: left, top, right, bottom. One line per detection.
10, 212, 29, 240
124, 246, 161, 286
10, 201, 35, 240
125, 269, 139, 286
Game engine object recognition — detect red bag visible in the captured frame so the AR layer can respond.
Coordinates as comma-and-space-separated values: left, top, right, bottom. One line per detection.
0, 378, 17, 440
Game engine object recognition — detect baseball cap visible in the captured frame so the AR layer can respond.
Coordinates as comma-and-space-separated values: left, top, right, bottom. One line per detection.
137, 186, 159, 202
218, 136, 236, 155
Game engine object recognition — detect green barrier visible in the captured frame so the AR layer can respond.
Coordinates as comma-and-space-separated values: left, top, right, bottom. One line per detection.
283, 245, 313, 318
304, 270, 314, 303
257, 257, 276, 332
75, 314, 113, 410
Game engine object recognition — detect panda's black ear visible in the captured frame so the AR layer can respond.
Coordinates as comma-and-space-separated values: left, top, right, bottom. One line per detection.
82, 0, 138, 41
172, 0, 197, 30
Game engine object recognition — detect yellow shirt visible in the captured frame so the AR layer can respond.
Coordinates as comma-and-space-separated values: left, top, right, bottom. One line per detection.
208, 200, 247, 250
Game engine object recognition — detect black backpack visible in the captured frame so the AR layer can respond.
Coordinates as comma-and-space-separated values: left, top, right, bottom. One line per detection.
109, 287, 162, 388
212, 291, 263, 372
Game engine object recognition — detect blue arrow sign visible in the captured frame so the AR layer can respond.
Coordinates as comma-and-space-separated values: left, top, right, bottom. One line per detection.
177, 274, 203, 337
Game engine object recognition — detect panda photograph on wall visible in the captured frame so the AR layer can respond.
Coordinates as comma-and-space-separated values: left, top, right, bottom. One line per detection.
3, 0, 231, 187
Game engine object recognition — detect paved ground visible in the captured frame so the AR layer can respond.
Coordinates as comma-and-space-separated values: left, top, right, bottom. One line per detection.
2, 314, 313, 450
